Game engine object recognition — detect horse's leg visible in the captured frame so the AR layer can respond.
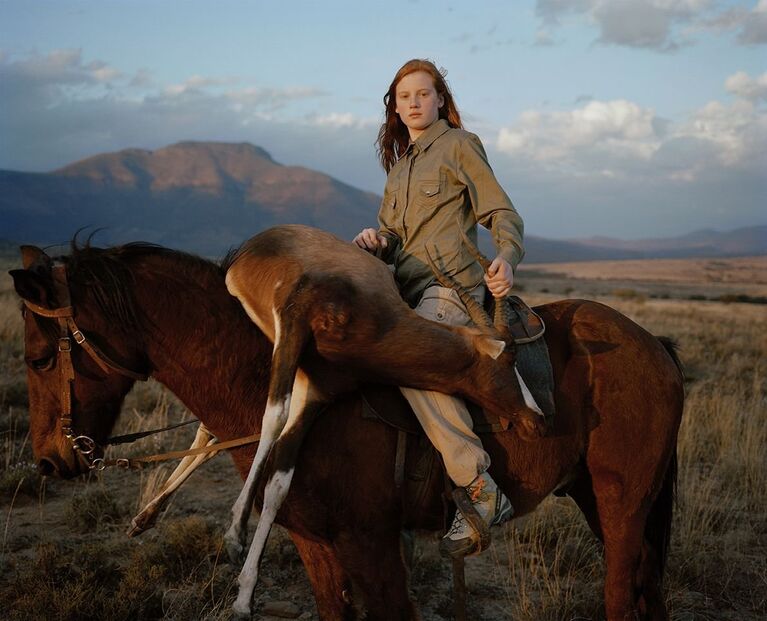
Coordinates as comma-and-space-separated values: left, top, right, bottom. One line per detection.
224, 304, 311, 562
566, 470, 603, 541
590, 454, 671, 620
334, 529, 418, 621
289, 532, 356, 621
633, 451, 677, 621
232, 374, 324, 618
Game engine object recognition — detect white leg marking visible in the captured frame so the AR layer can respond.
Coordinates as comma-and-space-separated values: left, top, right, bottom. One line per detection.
225, 394, 291, 557
232, 467, 296, 617
515, 366, 545, 417
231, 371, 321, 617
230, 309, 287, 527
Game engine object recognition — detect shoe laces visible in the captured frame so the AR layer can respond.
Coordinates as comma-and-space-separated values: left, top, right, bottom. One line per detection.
447, 509, 469, 537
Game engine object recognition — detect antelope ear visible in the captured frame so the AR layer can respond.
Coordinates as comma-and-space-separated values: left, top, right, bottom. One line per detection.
20, 245, 50, 270
475, 335, 506, 360
9, 269, 53, 308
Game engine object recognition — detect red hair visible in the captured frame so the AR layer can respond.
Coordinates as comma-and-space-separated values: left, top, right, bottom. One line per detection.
376, 59, 463, 172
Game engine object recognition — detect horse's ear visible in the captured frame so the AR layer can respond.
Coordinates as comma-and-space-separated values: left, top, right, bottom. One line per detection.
20, 245, 50, 270
9, 269, 53, 308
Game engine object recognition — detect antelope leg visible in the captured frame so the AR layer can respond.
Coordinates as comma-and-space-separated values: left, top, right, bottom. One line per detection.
127, 425, 217, 537
223, 390, 291, 562
232, 373, 322, 619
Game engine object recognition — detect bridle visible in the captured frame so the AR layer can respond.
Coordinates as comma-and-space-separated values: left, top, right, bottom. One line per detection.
23, 262, 261, 472
23, 262, 150, 470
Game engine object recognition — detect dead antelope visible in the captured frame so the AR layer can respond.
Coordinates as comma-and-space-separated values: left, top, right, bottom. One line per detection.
222, 224, 545, 617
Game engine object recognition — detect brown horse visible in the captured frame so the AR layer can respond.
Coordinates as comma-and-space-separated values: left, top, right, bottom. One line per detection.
10, 241, 683, 621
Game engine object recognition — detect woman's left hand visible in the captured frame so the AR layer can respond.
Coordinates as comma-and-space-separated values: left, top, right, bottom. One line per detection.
484, 256, 514, 298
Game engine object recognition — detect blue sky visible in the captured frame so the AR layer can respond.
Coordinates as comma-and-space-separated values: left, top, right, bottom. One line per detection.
1, 0, 765, 239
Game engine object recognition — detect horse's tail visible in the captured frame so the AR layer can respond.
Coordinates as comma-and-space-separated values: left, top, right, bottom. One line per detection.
645, 335, 683, 574
657, 335, 684, 381
645, 447, 677, 574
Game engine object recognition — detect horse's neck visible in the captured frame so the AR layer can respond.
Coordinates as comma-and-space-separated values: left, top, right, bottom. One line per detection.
134, 261, 271, 440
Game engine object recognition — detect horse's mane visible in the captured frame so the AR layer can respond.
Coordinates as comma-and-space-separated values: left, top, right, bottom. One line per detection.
61, 240, 226, 333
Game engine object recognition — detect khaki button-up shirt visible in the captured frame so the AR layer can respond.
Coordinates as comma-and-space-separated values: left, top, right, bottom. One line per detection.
377, 118, 525, 307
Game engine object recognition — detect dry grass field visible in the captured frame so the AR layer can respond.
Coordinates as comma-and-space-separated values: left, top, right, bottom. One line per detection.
518, 255, 767, 303
0, 254, 765, 620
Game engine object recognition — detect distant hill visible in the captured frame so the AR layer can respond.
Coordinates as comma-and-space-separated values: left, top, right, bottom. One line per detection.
1, 141, 764, 261
0, 141, 380, 255
565, 226, 767, 260
477, 226, 766, 263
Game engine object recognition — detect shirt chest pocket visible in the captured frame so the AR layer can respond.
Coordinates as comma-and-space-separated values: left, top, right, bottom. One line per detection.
417, 179, 442, 207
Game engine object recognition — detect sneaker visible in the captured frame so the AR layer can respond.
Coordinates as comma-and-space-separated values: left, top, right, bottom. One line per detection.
439, 471, 514, 558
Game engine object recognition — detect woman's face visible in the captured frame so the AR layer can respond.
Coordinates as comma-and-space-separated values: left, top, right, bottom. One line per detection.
394, 70, 444, 140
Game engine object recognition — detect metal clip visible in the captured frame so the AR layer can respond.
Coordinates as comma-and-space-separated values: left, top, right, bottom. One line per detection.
116, 458, 130, 469
91, 458, 106, 471
73, 435, 96, 456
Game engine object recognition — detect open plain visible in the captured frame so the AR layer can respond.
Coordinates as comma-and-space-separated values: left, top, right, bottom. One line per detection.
1, 253, 765, 620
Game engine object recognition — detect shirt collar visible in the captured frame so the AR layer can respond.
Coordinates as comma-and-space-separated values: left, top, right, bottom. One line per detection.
405, 118, 451, 155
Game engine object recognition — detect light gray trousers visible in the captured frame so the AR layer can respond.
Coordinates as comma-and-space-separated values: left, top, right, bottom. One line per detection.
400, 285, 491, 487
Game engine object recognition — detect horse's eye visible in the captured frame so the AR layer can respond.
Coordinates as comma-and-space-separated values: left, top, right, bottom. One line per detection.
27, 356, 55, 371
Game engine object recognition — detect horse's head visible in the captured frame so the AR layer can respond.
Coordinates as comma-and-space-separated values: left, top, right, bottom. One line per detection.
10, 245, 150, 478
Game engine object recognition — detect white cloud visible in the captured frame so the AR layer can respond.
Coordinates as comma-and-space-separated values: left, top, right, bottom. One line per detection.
308, 112, 378, 129
497, 99, 661, 174
678, 98, 766, 167
725, 71, 767, 102
496, 73, 767, 182
740, 0, 767, 44
536, 0, 765, 49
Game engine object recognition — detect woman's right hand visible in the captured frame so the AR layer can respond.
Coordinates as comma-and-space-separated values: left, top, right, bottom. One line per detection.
353, 228, 389, 253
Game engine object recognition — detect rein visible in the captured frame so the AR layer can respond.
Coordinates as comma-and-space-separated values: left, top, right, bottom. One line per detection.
24, 263, 260, 471
91, 432, 263, 471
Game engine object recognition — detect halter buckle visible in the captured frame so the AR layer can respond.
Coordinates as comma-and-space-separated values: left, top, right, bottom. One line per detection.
58, 336, 72, 352
72, 330, 86, 344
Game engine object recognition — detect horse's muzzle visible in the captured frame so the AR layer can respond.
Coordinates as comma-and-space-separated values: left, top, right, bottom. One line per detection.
36, 454, 87, 479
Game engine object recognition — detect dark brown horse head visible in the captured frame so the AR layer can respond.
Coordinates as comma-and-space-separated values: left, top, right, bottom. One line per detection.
10, 245, 149, 478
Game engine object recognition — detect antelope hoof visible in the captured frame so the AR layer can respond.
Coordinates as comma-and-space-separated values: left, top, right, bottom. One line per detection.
230, 600, 252, 619
126, 510, 158, 538
224, 528, 245, 564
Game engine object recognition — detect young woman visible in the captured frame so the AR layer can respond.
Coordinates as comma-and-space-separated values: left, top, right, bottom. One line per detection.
353, 59, 526, 558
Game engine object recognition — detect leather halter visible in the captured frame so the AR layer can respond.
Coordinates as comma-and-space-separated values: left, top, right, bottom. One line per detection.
23, 263, 149, 468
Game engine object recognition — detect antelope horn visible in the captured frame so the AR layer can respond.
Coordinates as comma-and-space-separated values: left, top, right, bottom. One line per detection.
455, 221, 513, 332
457, 225, 491, 272
425, 246, 494, 330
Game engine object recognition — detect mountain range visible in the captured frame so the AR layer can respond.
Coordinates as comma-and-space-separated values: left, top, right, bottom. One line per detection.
1, 141, 764, 262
